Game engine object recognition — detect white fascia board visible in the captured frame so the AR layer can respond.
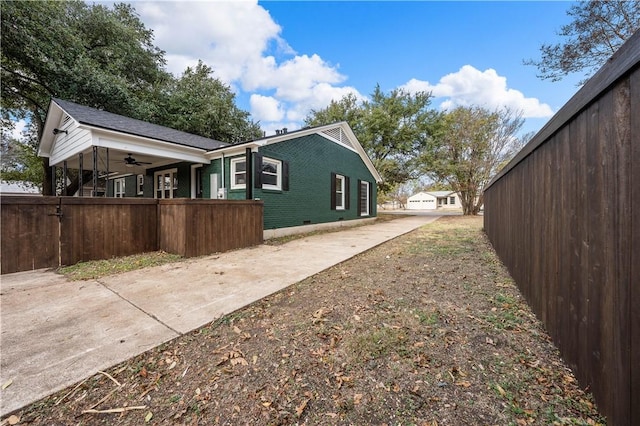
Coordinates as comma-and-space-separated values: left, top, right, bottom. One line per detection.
89, 127, 208, 163
337, 122, 383, 183
38, 101, 67, 157
205, 143, 260, 160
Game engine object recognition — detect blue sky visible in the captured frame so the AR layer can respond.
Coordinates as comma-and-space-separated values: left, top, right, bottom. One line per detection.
16, 1, 586, 139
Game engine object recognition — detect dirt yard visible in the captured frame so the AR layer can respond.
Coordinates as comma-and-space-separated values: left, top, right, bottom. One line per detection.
4, 216, 604, 425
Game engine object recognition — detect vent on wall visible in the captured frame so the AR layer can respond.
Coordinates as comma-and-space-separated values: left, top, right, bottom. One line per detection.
62, 114, 71, 124
321, 127, 355, 149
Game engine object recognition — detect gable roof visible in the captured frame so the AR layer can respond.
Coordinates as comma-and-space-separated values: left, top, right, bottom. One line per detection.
50, 98, 228, 151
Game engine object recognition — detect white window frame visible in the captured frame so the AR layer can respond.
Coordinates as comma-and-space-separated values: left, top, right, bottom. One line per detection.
190, 164, 204, 198
154, 168, 178, 199
335, 174, 345, 210
114, 177, 126, 198
261, 157, 282, 190
230, 158, 246, 190
136, 174, 144, 195
359, 180, 370, 216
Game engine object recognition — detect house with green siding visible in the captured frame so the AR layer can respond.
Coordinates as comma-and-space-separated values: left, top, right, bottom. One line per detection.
38, 98, 382, 234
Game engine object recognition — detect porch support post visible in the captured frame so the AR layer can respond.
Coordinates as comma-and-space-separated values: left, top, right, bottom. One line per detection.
92, 146, 98, 197
63, 161, 68, 196
245, 147, 253, 200
78, 152, 83, 197
106, 148, 109, 197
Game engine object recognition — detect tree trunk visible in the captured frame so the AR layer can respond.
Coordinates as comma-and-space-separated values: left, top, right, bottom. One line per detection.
41, 158, 54, 195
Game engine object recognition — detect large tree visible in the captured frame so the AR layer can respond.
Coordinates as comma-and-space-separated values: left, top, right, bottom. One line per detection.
420, 106, 527, 215
158, 61, 262, 143
1, 0, 169, 193
1, 1, 261, 193
305, 85, 439, 194
525, 0, 640, 83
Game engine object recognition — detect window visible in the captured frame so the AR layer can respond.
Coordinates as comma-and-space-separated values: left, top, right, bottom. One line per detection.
359, 180, 370, 216
137, 174, 144, 195
450, 196, 455, 205
254, 153, 289, 191
195, 167, 203, 198
335, 174, 345, 210
261, 158, 281, 190
114, 178, 125, 198
331, 173, 349, 210
154, 169, 177, 199
231, 158, 246, 189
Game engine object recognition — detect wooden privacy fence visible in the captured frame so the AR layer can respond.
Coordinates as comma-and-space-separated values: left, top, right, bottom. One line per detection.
0, 196, 263, 274
484, 32, 639, 425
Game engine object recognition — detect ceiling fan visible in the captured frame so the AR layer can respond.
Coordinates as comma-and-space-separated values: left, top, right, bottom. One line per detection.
123, 153, 152, 168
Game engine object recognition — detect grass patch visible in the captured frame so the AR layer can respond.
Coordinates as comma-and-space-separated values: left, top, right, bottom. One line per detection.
57, 251, 183, 280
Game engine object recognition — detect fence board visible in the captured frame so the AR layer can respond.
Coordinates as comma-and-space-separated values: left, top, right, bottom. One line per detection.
158, 199, 263, 257
2, 197, 263, 274
0, 197, 59, 274
484, 33, 638, 425
629, 64, 640, 426
59, 197, 157, 265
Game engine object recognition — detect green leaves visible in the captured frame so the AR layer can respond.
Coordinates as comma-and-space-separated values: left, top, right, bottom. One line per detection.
420, 106, 525, 215
304, 85, 440, 194
524, 1, 639, 83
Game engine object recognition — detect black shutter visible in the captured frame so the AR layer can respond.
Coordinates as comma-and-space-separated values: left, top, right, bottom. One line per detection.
253, 152, 263, 189
357, 179, 362, 216
369, 182, 374, 216
344, 176, 350, 210
282, 161, 289, 191
330, 172, 336, 210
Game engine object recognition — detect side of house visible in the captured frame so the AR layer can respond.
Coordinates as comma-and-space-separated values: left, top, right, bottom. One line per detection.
38, 99, 381, 231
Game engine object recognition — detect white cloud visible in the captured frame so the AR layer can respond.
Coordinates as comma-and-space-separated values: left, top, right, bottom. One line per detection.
249, 94, 284, 122
134, 1, 360, 131
401, 65, 554, 118
11, 119, 28, 140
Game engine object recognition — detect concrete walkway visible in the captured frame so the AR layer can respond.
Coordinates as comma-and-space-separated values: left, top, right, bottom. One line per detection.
0, 215, 438, 416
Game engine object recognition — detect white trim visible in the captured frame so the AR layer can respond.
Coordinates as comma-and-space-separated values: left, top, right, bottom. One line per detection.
114, 177, 126, 198
261, 157, 282, 190
335, 174, 345, 210
230, 157, 246, 190
136, 174, 144, 195
154, 168, 178, 199
190, 164, 203, 198
359, 180, 370, 216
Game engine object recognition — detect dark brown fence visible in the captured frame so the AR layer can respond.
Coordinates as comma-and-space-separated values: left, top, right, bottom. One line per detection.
1, 196, 263, 274
1, 197, 60, 274
60, 197, 158, 266
159, 199, 263, 257
484, 32, 639, 425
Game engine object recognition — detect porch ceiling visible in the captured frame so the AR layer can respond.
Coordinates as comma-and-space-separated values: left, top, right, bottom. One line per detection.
60, 147, 195, 175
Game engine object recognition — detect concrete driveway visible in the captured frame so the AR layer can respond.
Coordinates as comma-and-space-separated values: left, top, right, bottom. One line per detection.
0, 215, 438, 417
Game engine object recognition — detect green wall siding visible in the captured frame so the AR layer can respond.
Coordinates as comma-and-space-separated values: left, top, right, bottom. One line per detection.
104, 134, 377, 230
254, 134, 377, 229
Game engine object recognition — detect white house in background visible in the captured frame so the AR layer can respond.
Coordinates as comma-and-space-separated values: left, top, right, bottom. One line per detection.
0, 180, 40, 195
406, 191, 460, 210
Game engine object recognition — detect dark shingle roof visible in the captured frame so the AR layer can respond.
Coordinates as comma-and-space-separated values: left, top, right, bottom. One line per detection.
53, 98, 229, 150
